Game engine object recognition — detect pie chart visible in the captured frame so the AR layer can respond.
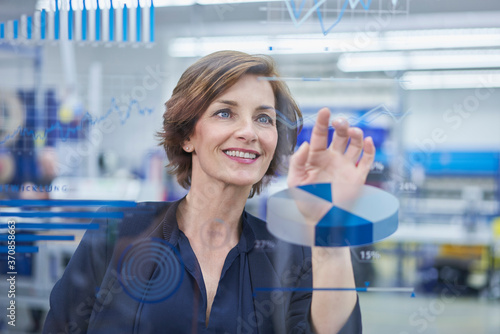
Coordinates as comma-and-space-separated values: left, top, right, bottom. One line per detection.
266, 183, 399, 247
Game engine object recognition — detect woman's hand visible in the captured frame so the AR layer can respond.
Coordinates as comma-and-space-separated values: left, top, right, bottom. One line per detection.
288, 107, 375, 190
286, 108, 376, 333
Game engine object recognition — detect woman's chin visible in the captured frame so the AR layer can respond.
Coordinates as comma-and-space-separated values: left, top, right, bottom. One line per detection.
229, 180, 258, 189
221, 175, 262, 189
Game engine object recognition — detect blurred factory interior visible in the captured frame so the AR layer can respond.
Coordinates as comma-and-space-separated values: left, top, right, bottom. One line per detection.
0, 0, 500, 332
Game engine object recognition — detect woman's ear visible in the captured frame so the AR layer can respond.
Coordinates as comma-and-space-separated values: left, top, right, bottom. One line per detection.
182, 138, 193, 153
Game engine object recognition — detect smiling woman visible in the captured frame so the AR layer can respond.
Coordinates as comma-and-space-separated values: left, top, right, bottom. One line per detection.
43, 50, 371, 334
158, 51, 302, 197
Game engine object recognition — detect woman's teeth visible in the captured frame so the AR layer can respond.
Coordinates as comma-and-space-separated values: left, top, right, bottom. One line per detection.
224, 150, 257, 159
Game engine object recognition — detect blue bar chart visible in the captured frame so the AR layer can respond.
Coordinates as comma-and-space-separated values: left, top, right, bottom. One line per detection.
0, 199, 139, 254
0, 0, 155, 45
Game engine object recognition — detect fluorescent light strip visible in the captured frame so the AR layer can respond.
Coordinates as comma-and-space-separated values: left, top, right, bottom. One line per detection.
170, 36, 273, 57
401, 70, 500, 90
382, 28, 500, 51
152, 0, 194, 6
169, 28, 500, 57
37, 0, 275, 10
338, 50, 500, 72
258, 76, 403, 83
196, 0, 280, 4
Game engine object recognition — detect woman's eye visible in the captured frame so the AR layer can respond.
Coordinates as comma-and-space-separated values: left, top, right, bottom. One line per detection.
257, 115, 274, 124
215, 109, 231, 118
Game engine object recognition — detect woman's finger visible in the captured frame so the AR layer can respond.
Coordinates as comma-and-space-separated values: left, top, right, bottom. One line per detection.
309, 108, 331, 152
357, 137, 376, 177
287, 141, 310, 188
329, 117, 350, 153
344, 127, 364, 163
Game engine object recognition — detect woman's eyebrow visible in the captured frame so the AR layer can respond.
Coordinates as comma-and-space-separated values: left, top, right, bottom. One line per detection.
257, 105, 276, 112
215, 100, 275, 112
215, 99, 238, 106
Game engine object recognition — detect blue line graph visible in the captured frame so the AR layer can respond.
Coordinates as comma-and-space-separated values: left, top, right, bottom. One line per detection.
284, 0, 327, 29
274, 108, 314, 130
284, 0, 401, 35
0, 98, 154, 146
254, 286, 414, 293
342, 104, 411, 126
274, 104, 409, 130
253, 286, 414, 296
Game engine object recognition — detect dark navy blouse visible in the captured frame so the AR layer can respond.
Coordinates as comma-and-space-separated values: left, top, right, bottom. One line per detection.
43, 199, 362, 334
139, 201, 258, 333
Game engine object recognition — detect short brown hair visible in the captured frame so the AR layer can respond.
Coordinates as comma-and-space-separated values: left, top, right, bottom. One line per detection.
158, 50, 302, 197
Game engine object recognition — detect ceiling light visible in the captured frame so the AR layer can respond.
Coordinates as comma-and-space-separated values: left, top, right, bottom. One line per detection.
169, 28, 500, 57
401, 70, 500, 90
382, 28, 500, 51
196, 0, 280, 4
338, 50, 500, 72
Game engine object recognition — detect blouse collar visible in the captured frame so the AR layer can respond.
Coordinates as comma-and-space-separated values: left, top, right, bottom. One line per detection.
161, 196, 256, 253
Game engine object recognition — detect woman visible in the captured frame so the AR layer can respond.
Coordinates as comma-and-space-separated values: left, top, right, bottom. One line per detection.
43, 51, 374, 334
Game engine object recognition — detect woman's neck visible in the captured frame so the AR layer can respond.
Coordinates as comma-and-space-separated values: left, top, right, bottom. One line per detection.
176, 180, 251, 250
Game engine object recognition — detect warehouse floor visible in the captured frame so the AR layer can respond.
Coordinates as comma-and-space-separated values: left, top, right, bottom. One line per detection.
359, 293, 500, 334
2, 293, 499, 333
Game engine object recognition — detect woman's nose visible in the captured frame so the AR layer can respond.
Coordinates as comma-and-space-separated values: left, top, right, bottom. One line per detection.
235, 117, 258, 142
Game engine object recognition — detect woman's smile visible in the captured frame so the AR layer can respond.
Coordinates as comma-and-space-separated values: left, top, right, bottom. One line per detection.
222, 148, 260, 164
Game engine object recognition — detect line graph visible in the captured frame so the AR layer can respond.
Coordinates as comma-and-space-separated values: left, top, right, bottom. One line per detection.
0, 98, 153, 146
284, 0, 327, 29
254, 282, 415, 297
340, 104, 411, 125
268, 0, 409, 36
273, 104, 410, 130
254, 286, 415, 294
314, 0, 375, 35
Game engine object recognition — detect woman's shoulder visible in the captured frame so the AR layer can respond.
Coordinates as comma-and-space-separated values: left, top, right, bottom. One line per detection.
101, 200, 177, 234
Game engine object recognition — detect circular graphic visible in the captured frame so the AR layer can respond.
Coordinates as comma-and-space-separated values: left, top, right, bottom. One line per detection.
266, 183, 399, 247
117, 238, 184, 303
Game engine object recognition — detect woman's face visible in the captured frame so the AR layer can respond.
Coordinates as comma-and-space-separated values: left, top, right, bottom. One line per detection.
186, 74, 278, 190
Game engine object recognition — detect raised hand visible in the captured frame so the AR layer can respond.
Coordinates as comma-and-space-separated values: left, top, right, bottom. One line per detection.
288, 107, 375, 190
286, 108, 376, 334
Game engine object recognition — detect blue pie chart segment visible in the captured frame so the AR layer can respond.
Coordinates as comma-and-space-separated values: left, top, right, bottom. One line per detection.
266, 183, 399, 247
316, 206, 374, 246
297, 183, 333, 203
